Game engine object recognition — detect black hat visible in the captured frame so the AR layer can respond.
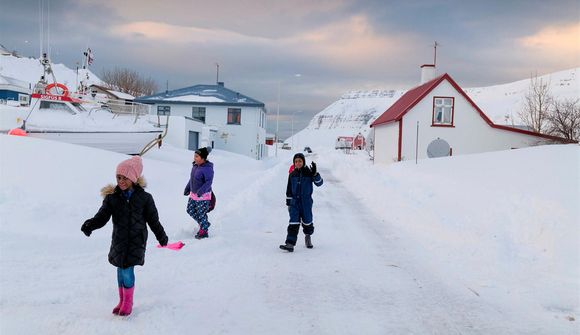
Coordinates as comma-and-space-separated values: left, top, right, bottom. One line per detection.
195, 146, 212, 160
293, 152, 306, 164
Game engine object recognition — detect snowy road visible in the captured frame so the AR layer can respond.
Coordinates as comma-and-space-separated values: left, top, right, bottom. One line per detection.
182, 162, 502, 335
1, 137, 577, 334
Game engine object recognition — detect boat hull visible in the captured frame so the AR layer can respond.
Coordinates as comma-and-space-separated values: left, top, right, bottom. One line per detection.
26, 130, 162, 155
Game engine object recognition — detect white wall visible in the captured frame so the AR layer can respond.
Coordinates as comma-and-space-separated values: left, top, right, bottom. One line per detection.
149, 103, 266, 159
373, 122, 399, 164
161, 115, 204, 149
400, 80, 554, 161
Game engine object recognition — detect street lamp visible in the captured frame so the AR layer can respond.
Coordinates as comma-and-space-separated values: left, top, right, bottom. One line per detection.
275, 81, 280, 157
275, 74, 301, 158
291, 110, 302, 150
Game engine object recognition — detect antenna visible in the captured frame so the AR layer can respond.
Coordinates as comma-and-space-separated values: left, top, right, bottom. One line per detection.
215, 63, 219, 84
39, 0, 43, 58
433, 41, 439, 66
47, 0, 50, 59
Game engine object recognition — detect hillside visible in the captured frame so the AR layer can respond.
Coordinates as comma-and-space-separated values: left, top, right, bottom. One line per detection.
292, 67, 579, 148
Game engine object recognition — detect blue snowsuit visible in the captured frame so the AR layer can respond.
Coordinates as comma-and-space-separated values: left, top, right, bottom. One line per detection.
285, 163, 323, 245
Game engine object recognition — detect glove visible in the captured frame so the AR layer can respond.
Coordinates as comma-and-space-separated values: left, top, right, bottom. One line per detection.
286, 198, 291, 206
159, 236, 168, 247
81, 221, 92, 237
310, 162, 317, 175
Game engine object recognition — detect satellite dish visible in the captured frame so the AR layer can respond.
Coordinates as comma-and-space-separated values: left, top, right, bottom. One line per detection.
427, 138, 450, 158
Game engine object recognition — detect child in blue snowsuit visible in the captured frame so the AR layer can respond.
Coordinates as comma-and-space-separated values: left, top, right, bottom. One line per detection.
280, 153, 323, 252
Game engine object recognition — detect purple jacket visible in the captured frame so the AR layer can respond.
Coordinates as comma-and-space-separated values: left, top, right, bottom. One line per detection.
184, 161, 214, 197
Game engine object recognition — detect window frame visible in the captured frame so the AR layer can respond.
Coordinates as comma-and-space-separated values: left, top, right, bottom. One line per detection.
157, 105, 171, 116
192, 106, 206, 123
227, 108, 241, 125
431, 96, 455, 127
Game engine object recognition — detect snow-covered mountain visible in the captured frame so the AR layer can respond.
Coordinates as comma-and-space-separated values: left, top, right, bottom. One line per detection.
466, 68, 579, 125
0, 54, 102, 91
291, 68, 579, 148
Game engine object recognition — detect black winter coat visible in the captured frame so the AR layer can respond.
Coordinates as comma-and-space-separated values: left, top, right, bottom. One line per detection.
83, 182, 168, 268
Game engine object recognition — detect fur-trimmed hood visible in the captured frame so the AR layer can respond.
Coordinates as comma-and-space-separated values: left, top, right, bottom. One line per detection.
100, 176, 147, 197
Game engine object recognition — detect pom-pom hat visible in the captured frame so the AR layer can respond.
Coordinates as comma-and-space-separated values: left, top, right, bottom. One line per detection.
116, 156, 143, 183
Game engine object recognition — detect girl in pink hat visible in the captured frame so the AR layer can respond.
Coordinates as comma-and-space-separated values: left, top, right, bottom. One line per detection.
81, 156, 168, 316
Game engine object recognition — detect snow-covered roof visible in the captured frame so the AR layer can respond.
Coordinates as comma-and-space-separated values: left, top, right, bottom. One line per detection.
108, 89, 134, 100
0, 74, 30, 93
165, 95, 224, 103
89, 84, 135, 100
136, 83, 264, 107
0, 44, 11, 55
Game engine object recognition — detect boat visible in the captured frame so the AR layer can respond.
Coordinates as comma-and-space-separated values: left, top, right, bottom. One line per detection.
1, 92, 164, 155
0, 51, 165, 155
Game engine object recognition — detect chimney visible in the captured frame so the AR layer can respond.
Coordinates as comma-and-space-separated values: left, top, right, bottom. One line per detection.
420, 64, 436, 84
217, 81, 224, 87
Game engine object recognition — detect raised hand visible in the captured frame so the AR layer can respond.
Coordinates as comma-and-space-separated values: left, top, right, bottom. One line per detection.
310, 162, 317, 175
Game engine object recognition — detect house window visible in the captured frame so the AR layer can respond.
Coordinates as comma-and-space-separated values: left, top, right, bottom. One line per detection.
192, 107, 206, 123
157, 105, 171, 116
227, 108, 241, 125
432, 97, 454, 126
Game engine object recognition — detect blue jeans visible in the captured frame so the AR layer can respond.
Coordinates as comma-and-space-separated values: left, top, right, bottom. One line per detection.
117, 266, 135, 288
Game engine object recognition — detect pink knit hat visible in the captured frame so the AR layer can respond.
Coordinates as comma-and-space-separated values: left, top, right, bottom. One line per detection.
116, 156, 143, 183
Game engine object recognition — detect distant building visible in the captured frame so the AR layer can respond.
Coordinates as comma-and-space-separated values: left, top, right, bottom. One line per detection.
0, 44, 12, 56
370, 65, 573, 164
353, 133, 366, 150
136, 82, 267, 159
0, 74, 30, 105
89, 84, 135, 103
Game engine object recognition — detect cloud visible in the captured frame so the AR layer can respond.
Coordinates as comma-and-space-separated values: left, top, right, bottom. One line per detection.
109, 14, 419, 76
110, 21, 267, 45
94, 0, 350, 38
282, 15, 418, 69
518, 23, 580, 65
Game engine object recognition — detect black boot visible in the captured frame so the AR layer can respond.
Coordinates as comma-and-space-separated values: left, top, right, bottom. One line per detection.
279, 243, 294, 252
305, 235, 313, 249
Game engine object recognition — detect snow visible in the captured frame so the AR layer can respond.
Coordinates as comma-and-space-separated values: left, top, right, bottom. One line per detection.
290, 67, 579, 145
108, 90, 135, 100
164, 95, 225, 103
1, 134, 578, 334
0, 54, 102, 92
466, 68, 580, 126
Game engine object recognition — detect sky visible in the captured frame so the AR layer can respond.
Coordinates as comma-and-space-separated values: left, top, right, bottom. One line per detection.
1, 0, 579, 139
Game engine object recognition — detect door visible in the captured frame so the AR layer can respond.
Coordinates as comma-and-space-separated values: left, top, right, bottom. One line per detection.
188, 131, 199, 150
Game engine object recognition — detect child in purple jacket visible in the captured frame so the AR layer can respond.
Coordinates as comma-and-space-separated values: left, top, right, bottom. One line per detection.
184, 146, 214, 239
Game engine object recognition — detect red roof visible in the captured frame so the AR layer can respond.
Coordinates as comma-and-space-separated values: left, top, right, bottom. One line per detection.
370, 73, 574, 143
371, 74, 447, 127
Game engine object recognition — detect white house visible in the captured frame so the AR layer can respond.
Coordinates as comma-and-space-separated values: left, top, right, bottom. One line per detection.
0, 74, 30, 105
370, 65, 571, 164
136, 82, 267, 159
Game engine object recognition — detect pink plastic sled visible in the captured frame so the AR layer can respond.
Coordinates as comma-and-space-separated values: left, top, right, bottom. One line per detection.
157, 241, 185, 250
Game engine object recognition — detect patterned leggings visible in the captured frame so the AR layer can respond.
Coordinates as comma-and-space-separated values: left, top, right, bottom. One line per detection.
187, 199, 211, 230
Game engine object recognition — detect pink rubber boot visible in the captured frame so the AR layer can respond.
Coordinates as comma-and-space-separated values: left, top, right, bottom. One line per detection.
112, 287, 124, 315
118, 286, 134, 316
